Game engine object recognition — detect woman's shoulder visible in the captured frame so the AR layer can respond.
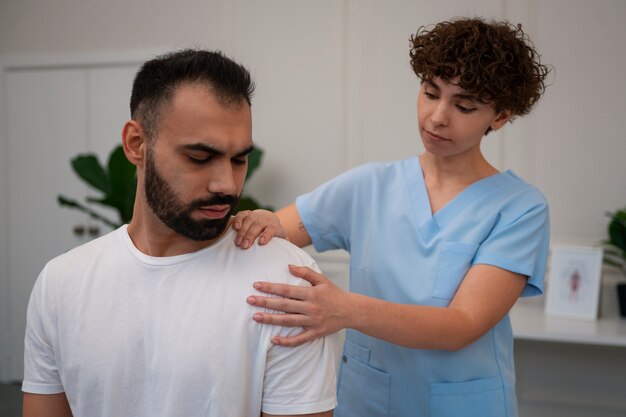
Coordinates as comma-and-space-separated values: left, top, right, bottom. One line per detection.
328, 157, 414, 186
499, 171, 548, 206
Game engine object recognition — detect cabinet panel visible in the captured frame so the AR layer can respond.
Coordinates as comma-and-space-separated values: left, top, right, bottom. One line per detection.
3, 64, 138, 381
5, 68, 87, 380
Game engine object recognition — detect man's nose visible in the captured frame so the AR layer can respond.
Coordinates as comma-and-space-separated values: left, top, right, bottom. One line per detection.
207, 162, 237, 196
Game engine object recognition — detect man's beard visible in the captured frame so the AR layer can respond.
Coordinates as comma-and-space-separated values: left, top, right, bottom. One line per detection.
144, 147, 239, 241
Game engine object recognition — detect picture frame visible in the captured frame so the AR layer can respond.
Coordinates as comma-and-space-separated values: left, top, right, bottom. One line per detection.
545, 245, 604, 320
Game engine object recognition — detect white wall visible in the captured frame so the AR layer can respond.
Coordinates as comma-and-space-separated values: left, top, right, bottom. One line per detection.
2, 0, 625, 245
533, 0, 626, 246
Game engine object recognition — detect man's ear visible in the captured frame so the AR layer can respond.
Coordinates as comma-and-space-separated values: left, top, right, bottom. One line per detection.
122, 120, 147, 167
489, 110, 513, 132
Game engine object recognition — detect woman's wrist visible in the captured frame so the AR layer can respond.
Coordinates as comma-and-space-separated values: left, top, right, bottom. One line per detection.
344, 291, 370, 332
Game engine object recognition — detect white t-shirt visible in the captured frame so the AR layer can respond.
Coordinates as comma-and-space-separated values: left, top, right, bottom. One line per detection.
23, 226, 338, 417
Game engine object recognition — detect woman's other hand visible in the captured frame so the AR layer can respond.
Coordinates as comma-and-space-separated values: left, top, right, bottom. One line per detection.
232, 209, 286, 249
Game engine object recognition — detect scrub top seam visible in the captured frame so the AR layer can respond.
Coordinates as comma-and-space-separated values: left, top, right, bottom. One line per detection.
490, 325, 511, 417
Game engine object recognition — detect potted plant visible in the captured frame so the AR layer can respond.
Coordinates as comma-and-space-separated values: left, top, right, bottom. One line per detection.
58, 144, 271, 231
604, 206, 626, 317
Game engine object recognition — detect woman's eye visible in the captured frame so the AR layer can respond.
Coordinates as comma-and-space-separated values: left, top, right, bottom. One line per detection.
457, 105, 476, 114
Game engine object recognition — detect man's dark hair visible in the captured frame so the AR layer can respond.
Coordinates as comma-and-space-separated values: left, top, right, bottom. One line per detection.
130, 49, 255, 139
410, 18, 551, 117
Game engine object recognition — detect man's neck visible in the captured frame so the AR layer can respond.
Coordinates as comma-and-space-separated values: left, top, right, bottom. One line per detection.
126, 216, 231, 257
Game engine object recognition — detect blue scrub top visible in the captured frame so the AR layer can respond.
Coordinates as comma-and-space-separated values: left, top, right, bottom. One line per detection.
296, 157, 549, 417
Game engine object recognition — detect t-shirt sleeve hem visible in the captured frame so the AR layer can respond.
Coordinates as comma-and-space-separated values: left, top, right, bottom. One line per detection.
21, 381, 65, 394
262, 397, 337, 415
473, 253, 544, 297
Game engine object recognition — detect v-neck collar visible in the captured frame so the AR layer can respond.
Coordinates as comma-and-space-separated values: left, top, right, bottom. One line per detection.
403, 157, 512, 240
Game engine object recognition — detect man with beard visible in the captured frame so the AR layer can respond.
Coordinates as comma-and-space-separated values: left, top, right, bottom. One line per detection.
22, 49, 338, 417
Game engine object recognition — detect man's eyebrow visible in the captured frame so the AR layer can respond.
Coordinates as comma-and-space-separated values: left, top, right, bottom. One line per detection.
234, 145, 255, 158
182, 143, 255, 158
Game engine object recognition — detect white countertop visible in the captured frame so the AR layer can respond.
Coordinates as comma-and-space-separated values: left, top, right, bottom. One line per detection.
511, 298, 626, 347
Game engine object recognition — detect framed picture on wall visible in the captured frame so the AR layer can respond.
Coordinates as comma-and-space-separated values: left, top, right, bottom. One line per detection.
545, 245, 604, 320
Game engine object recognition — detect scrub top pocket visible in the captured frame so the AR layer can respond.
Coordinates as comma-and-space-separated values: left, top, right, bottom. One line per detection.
433, 242, 479, 300
336, 340, 390, 417
430, 376, 507, 417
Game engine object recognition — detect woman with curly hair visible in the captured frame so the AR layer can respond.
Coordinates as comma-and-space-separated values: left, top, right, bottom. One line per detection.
234, 17, 551, 417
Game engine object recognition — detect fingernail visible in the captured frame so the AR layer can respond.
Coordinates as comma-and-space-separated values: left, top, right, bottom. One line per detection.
272, 338, 281, 345
259, 237, 266, 244
247, 296, 256, 304
253, 282, 261, 290
243, 240, 250, 248
235, 237, 242, 246
253, 313, 263, 321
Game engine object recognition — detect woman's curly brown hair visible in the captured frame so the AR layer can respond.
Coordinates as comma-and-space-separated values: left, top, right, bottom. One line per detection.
410, 18, 551, 116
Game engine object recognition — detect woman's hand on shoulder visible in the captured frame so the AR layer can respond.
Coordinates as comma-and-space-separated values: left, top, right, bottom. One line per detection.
248, 265, 350, 347
232, 209, 286, 249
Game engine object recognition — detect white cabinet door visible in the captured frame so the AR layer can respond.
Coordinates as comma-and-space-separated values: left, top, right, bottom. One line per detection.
2, 63, 138, 381
5, 68, 88, 381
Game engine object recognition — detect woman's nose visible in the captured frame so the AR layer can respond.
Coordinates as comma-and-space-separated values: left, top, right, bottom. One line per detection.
430, 102, 449, 127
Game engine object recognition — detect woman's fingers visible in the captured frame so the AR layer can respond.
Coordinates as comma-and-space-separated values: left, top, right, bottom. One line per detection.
252, 311, 312, 327
232, 210, 285, 248
247, 266, 347, 346
288, 265, 328, 286
272, 329, 318, 347
251, 281, 310, 300
231, 210, 249, 230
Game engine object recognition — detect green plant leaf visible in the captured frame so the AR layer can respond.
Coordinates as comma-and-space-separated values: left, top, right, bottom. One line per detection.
108, 146, 136, 198
608, 214, 626, 252
106, 145, 137, 223
57, 195, 120, 229
85, 183, 136, 224
71, 154, 111, 194
246, 147, 263, 181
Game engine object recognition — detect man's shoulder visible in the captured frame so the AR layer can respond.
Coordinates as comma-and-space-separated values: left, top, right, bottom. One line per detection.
45, 227, 123, 273
248, 236, 316, 266
228, 236, 318, 286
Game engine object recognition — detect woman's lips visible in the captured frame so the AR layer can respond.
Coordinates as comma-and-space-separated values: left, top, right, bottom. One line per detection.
425, 129, 451, 142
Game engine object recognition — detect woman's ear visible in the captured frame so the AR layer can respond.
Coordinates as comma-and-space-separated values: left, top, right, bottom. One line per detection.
490, 110, 513, 132
122, 120, 146, 167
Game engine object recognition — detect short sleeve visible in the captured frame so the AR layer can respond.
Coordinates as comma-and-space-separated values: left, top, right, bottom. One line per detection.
261, 333, 339, 414
259, 250, 339, 414
22, 268, 65, 394
296, 163, 375, 253
473, 196, 550, 297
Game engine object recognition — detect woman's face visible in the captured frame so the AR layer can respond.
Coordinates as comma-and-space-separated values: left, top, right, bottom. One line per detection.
417, 77, 511, 159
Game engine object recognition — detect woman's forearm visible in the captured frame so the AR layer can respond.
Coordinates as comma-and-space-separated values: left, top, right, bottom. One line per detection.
347, 293, 476, 350
346, 264, 527, 350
